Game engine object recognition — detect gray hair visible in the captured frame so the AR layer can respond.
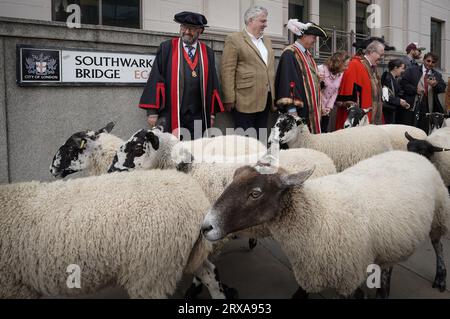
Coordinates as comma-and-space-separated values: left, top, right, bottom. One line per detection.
244, 5, 268, 25
366, 41, 385, 54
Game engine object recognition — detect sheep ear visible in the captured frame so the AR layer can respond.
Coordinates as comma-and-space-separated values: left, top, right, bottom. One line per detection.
281, 167, 315, 188
432, 146, 450, 153
405, 131, 418, 142
145, 131, 160, 150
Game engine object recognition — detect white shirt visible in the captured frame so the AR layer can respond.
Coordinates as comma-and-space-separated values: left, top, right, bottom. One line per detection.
294, 41, 307, 53
364, 55, 373, 66
245, 29, 268, 66
422, 65, 431, 76
183, 41, 198, 56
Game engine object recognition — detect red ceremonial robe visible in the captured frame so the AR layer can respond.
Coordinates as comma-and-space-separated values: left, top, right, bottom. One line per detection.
139, 38, 224, 138
335, 55, 373, 130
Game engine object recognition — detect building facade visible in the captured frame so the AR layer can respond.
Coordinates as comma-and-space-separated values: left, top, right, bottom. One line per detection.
0, 0, 449, 183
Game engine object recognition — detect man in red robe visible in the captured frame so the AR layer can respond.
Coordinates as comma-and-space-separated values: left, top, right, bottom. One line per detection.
335, 40, 386, 130
139, 12, 223, 140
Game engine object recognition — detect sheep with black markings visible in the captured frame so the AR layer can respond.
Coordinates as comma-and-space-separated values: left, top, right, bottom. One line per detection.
406, 127, 450, 187
108, 128, 266, 172
50, 122, 123, 178
0, 169, 227, 299
269, 114, 393, 172
202, 151, 450, 298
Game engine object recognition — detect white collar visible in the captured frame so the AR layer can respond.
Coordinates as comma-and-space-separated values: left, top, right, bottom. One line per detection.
364, 55, 373, 66
294, 41, 307, 53
182, 41, 198, 50
245, 28, 263, 41
422, 65, 431, 74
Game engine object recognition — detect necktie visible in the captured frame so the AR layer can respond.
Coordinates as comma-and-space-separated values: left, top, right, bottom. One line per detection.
187, 46, 195, 60
424, 71, 429, 96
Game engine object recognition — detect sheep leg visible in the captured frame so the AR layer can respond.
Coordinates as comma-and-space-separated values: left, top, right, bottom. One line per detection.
376, 266, 393, 299
291, 286, 309, 299
184, 276, 204, 299
431, 237, 447, 292
191, 260, 238, 299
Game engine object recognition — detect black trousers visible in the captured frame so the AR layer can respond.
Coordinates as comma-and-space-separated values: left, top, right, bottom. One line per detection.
233, 93, 271, 140
180, 111, 206, 140
320, 115, 329, 133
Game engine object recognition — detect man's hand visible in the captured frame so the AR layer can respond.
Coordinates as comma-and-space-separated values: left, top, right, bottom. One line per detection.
224, 103, 235, 112
147, 115, 159, 127
417, 87, 425, 95
400, 99, 410, 109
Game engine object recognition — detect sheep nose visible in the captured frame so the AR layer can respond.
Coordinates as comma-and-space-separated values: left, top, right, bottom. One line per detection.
201, 224, 213, 236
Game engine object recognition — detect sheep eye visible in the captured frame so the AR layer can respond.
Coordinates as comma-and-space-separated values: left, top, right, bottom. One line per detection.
249, 188, 262, 199
133, 144, 144, 156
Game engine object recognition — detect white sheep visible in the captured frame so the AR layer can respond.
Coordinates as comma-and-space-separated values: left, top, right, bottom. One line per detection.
0, 169, 229, 299
108, 129, 337, 252
50, 122, 123, 178
109, 129, 267, 172
202, 151, 450, 298
406, 127, 450, 187
376, 124, 427, 151
269, 114, 393, 172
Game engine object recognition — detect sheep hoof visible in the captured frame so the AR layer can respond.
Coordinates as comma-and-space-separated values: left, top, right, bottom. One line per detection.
248, 238, 257, 250
184, 283, 203, 299
291, 286, 309, 299
222, 284, 239, 299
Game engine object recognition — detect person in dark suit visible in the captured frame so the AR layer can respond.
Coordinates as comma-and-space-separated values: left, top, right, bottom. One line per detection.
138, 12, 224, 140
381, 59, 410, 124
400, 52, 446, 132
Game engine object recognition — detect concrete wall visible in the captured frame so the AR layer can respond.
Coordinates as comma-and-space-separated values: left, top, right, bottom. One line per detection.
0, 37, 8, 183
0, 17, 285, 183
0, 0, 51, 21
143, 0, 285, 39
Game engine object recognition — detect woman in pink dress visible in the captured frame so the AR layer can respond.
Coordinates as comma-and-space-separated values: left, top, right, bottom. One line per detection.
318, 51, 351, 132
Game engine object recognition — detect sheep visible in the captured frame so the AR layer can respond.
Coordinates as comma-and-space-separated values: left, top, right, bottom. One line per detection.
269, 113, 393, 172
406, 129, 450, 188
50, 122, 123, 178
343, 105, 370, 128
108, 129, 267, 173
202, 151, 450, 298
50, 127, 236, 299
108, 128, 337, 251
339, 106, 428, 150
0, 169, 233, 299
426, 112, 449, 134
377, 124, 427, 151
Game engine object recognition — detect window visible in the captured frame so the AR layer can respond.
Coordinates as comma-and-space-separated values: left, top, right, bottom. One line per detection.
320, 0, 348, 31
288, 0, 308, 22
356, 0, 369, 35
52, 0, 141, 29
430, 19, 443, 69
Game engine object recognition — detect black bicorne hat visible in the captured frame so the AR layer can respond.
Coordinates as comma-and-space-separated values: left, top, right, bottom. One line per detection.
174, 11, 208, 27
303, 23, 328, 38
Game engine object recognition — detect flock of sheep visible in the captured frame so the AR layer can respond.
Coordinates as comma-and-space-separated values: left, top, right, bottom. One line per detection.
1, 115, 449, 299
